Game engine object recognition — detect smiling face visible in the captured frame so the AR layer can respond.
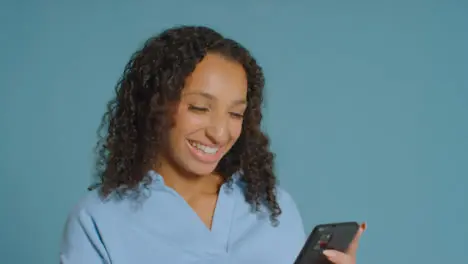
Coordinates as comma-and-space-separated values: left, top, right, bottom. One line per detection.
160, 53, 248, 177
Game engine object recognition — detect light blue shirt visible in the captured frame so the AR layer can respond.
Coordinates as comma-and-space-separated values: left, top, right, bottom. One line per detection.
60, 171, 306, 263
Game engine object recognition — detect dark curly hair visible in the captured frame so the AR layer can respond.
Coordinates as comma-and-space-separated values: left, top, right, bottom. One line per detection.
93, 25, 281, 221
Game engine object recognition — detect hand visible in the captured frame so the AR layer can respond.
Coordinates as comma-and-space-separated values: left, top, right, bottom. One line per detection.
322, 222, 366, 264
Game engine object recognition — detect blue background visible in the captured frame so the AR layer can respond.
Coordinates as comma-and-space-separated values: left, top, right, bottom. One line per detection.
1, 1, 467, 263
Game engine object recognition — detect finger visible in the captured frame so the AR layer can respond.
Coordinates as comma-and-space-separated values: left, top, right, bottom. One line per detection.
346, 222, 366, 256
323, 249, 352, 264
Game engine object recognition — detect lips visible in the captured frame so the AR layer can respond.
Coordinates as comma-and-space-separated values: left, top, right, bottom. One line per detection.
186, 139, 224, 164
187, 139, 219, 154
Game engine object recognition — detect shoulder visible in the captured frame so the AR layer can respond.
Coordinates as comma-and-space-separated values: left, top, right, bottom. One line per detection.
62, 187, 126, 239
63, 186, 138, 225
236, 181, 306, 240
276, 186, 301, 217
65, 188, 107, 220
259, 186, 307, 263
274, 186, 307, 262
60, 189, 113, 262
233, 176, 304, 231
274, 186, 306, 236
61, 189, 105, 244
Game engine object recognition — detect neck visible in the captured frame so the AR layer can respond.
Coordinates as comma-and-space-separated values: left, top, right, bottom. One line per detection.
153, 158, 224, 199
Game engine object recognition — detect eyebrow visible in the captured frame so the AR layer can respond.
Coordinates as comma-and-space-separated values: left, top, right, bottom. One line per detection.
184, 92, 247, 105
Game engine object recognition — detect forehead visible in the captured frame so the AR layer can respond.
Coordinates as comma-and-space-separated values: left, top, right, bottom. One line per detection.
182, 53, 248, 100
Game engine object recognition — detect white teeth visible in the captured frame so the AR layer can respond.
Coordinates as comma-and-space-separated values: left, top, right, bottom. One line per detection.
189, 140, 218, 154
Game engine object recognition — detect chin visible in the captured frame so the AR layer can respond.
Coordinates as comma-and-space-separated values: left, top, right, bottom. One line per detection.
184, 161, 219, 176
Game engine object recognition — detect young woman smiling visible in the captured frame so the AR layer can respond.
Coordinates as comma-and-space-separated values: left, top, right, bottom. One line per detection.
60, 25, 365, 264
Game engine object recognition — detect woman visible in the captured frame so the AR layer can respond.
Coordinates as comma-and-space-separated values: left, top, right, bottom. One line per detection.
60, 25, 365, 264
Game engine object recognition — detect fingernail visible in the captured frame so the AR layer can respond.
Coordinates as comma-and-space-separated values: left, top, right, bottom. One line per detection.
322, 250, 336, 258
361, 222, 367, 230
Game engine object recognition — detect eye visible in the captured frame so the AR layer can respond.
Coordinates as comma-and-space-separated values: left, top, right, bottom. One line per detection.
188, 105, 209, 113
229, 112, 244, 119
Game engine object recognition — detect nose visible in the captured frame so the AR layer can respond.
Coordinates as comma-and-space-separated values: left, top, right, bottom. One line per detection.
205, 113, 229, 144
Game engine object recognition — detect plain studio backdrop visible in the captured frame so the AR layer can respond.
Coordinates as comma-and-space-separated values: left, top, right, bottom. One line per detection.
1, 1, 467, 263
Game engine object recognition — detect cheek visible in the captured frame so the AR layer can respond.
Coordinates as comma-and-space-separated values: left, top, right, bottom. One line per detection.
230, 121, 243, 141
171, 110, 206, 138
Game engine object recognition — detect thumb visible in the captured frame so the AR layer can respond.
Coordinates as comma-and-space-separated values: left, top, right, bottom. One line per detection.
322, 249, 352, 264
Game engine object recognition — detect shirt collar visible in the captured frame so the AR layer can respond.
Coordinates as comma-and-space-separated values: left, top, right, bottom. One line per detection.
146, 170, 242, 189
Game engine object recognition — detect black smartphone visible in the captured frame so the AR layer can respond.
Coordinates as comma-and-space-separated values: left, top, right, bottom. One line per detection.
294, 221, 360, 264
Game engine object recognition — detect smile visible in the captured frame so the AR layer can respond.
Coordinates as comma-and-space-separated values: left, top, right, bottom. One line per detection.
186, 139, 224, 164
187, 139, 219, 154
